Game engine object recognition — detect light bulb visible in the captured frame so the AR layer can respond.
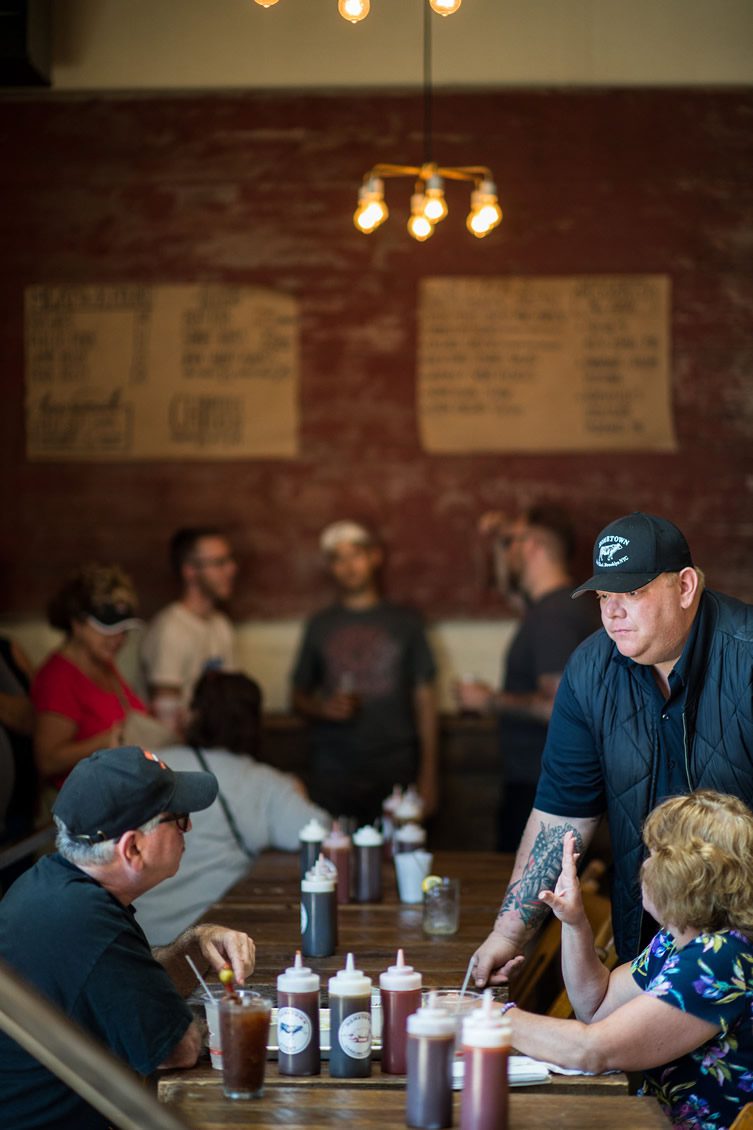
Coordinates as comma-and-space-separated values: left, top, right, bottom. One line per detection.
408, 193, 434, 241
254, 0, 281, 7
466, 180, 503, 238
338, 0, 370, 23
422, 174, 448, 224
428, 0, 463, 14
353, 178, 388, 234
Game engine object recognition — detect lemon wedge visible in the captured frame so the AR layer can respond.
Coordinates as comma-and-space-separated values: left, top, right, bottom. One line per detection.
421, 874, 442, 894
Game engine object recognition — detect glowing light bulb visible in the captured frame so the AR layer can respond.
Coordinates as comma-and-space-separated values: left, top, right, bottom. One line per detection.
338, 0, 370, 23
429, 0, 463, 14
408, 194, 435, 241
254, 0, 281, 7
353, 178, 388, 234
422, 174, 448, 224
466, 179, 503, 238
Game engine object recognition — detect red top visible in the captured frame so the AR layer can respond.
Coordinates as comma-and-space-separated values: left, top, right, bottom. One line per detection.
31, 652, 147, 785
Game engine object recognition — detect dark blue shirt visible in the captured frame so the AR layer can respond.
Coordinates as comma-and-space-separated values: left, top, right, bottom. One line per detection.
535, 604, 703, 816
0, 853, 192, 1130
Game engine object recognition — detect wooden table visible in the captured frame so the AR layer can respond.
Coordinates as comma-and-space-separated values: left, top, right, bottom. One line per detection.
160, 1088, 667, 1128
158, 850, 635, 1107
198, 850, 512, 995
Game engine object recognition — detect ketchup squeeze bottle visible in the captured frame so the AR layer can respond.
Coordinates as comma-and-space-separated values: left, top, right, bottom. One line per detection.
405, 992, 455, 1129
379, 949, 422, 1075
459, 989, 511, 1130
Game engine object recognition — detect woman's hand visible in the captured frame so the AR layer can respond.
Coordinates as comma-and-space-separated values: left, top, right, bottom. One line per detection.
537, 830, 587, 928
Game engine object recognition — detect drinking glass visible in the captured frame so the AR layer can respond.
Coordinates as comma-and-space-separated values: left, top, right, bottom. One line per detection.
219, 991, 272, 1099
422, 877, 460, 935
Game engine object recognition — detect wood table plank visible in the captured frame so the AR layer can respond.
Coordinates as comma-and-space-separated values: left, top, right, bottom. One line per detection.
163, 1088, 666, 1128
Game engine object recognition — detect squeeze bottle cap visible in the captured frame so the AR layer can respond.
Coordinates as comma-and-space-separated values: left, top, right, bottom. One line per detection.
407, 990, 456, 1037
277, 949, 320, 994
302, 853, 337, 892
394, 821, 426, 845
461, 988, 511, 1050
353, 824, 384, 847
299, 817, 327, 843
328, 952, 372, 998
323, 820, 352, 848
395, 787, 423, 822
379, 948, 422, 992
382, 784, 403, 814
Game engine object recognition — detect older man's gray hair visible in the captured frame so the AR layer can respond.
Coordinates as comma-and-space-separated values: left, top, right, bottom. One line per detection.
54, 814, 163, 867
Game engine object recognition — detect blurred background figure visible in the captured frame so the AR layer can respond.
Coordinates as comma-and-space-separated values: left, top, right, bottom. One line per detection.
0, 636, 37, 888
291, 520, 438, 827
456, 504, 599, 850
134, 670, 329, 945
140, 526, 238, 736
31, 564, 146, 791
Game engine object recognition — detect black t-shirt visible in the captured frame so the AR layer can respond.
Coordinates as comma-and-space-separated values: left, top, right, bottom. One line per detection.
500, 587, 600, 784
292, 601, 436, 771
0, 854, 192, 1130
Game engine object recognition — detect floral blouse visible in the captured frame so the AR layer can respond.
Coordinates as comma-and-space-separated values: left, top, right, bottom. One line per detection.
631, 928, 753, 1129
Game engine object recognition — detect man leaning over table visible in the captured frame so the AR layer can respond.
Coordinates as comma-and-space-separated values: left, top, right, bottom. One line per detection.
0, 745, 255, 1130
472, 511, 753, 985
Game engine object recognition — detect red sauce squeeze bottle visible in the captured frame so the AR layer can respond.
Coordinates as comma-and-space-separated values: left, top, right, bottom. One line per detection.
459, 989, 511, 1130
405, 992, 456, 1129
322, 820, 353, 904
379, 949, 422, 1075
276, 950, 321, 1077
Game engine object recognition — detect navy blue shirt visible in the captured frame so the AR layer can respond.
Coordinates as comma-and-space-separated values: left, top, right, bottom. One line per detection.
0, 853, 192, 1130
535, 605, 702, 817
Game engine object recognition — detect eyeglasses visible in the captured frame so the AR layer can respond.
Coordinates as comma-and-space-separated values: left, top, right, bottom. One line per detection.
158, 813, 190, 833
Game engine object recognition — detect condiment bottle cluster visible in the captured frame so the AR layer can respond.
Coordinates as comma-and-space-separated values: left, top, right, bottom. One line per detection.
264, 946, 510, 1129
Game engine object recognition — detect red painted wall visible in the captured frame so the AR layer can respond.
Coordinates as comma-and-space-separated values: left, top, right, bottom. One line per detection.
0, 89, 751, 617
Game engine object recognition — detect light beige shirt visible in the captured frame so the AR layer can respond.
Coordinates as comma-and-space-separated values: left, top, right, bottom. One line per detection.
140, 601, 235, 708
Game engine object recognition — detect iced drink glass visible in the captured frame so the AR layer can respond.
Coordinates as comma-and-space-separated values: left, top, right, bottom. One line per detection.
219, 991, 272, 1099
422, 877, 460, 935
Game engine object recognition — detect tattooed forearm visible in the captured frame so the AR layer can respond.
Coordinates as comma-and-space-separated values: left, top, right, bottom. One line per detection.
498, 821, 583, 929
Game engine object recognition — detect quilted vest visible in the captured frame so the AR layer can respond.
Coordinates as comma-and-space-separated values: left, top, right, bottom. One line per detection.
565, 588, 753, 960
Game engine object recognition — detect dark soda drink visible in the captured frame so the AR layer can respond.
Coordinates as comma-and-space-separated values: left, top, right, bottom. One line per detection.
219, 993, 272, 1099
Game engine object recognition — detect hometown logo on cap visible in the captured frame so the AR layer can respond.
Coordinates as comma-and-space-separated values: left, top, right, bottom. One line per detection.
596, 535, 631, 570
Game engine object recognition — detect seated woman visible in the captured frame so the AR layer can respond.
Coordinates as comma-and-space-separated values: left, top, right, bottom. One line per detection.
506, 790, 753, 1130
31, 564, 147, 789
134, 670, 330, 945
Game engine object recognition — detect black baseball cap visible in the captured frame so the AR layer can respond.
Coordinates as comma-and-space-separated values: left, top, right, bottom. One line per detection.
572, 512, 694, 598
53, 746, 218, 843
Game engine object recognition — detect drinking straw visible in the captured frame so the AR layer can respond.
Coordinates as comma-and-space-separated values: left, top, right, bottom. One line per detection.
457, 954, 476, 1005
185, 954, 213, 1000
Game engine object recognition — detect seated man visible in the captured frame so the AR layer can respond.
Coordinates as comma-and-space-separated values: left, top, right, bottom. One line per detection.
134, 671, 330, 944
141, 527, 238, 732
0, 745, 255, 1130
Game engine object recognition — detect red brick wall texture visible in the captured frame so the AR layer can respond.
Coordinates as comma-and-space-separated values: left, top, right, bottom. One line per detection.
0, 89, 751, 617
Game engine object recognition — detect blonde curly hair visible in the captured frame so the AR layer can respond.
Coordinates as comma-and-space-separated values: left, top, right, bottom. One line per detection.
47, 563, 138, 634
641, 790, 753, 938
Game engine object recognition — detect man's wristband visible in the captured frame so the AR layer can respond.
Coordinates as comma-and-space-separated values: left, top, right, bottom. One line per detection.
500, 1001, 517, 1015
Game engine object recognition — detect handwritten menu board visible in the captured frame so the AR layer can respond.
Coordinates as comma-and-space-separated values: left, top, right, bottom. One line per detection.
417, 275, 675, 453
24, 284, 299, 460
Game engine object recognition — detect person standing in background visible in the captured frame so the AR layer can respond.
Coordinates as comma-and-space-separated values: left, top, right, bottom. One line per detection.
292, 521, 438, 826
140, 527, 237, 734
456, 504, 599, 850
